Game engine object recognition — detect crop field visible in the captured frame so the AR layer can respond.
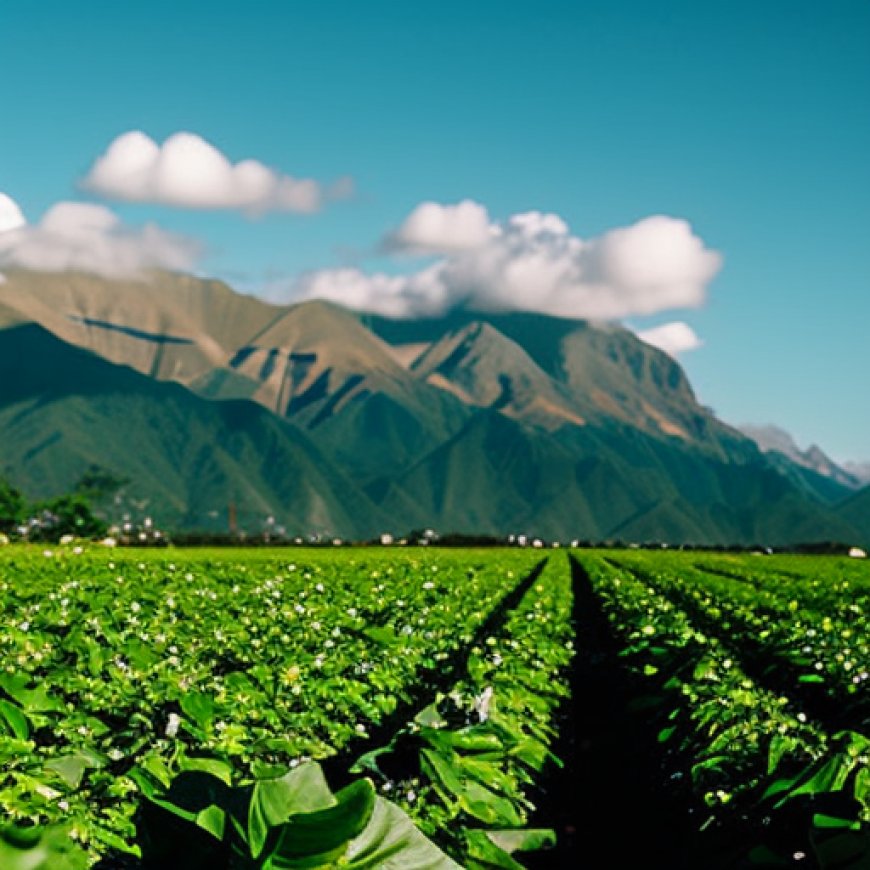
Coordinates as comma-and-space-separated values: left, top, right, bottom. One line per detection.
0, 546, 867, 868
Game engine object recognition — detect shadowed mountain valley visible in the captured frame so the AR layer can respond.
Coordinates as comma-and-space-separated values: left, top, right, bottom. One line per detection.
0, 270, 866, 544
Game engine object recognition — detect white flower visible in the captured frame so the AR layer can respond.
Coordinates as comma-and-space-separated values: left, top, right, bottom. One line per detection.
473, 686, 494, 722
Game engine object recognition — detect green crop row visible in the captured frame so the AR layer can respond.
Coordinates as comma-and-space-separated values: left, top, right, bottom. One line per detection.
0, 546, 543, 864
580, 553, 869, 867
351, 557, 573, 867
612, 551, 868, 723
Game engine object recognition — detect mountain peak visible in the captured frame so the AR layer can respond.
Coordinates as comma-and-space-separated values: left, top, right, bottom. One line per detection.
2, 269, 866, 544
739, 423, 863, 490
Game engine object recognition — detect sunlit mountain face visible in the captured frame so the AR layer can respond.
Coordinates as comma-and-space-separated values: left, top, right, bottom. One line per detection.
0, 269, 864, 545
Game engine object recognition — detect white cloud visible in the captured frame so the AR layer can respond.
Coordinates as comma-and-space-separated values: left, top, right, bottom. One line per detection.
385, 199, 495, 253
291, 205, 722, 320
293, 264, 450, 318
81, 131, 339, 215
636, 321, 703, 357
0, 193, 201, 278
0, 193, 26, 233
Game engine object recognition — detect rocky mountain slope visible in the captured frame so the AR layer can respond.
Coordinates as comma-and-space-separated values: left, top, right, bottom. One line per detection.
0, 269, 865, 545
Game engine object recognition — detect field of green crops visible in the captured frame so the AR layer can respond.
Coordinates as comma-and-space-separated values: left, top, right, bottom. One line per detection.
0, 545, 867, 868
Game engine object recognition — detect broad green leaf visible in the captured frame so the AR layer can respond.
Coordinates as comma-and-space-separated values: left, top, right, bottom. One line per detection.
486, 828, 556, 854
130, 753, 173, 794
180, 691, 217, 731
344, 797, 461, 869
0, 824, 88, 870
425, 728, 503, 754
0, 700, 30, 740
249, 763, 337, 859
196, 804, 227, 840
812, 814, 860, 830
455, 755, 516, 796
508, 738, 554, 772
767, 734, 799, 775
421, 749, 465, 799
143, 770, 233, 830
352, 744, 395, 777
178, 755, 234, 786
0, 675, 64, 713
458, 781, 525, 827
415, 704, 447, 729
45, 752, 103, 789
268, 778, 376, 866
463, 829, 523, 869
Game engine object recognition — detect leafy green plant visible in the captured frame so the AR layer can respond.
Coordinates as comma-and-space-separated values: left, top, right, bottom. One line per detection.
0, 822, 88, 870
130, 757, 459, 868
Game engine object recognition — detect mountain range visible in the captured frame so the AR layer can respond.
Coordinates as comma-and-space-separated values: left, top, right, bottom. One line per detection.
0, 268, 866, 546
737, 424, 868, 491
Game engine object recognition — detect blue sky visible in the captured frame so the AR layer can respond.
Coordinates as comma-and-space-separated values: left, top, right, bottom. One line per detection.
1, 1, 868, 461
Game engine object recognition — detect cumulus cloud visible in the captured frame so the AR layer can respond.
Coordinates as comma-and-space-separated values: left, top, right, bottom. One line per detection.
0, 193, 201, 278
292, 264, 450, 319
385, 199, 495, 254
291, 204, 722, 320
636, 321, 703, 357
81, 131, 342, 215
0, 193, 26, 233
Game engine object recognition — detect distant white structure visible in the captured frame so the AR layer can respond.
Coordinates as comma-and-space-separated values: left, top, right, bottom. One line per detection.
380, 533, 394, 546
848, 547, 866, 559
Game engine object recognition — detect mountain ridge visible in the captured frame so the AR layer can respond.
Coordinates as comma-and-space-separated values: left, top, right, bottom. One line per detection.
739, 423, 863, 491
1, 268, 866, 545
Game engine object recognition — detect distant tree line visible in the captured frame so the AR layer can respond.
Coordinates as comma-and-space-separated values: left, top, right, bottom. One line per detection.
0, 470, 114, 542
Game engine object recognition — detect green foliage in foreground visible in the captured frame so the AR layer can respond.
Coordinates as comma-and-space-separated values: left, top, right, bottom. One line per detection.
133, 758, 460, 869
0, 822, 88, 870
0, 546, 560, 866
580, 550, 869, 866
0, 759, 462, 870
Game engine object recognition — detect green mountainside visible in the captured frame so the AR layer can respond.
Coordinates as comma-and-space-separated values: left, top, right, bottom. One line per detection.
0, 323, 389, 538
835, 485, 870, 535
0, 269, 865, 545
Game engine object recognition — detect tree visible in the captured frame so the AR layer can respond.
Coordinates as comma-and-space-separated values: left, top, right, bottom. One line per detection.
0, 478, 25, 535
31, 493, 107, 541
